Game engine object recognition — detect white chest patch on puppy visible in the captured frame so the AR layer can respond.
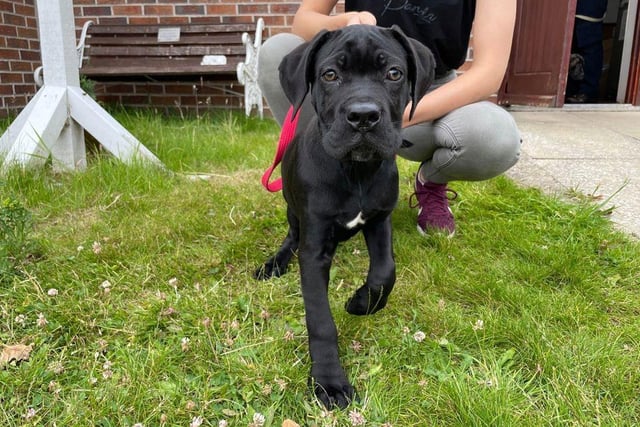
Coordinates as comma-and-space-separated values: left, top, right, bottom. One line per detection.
345, 211, 366, 229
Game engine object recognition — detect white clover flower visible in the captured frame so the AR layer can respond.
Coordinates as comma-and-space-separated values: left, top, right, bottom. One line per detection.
190, 416, 204, 427
472, 319, 484, 331
261, 383, 273, 395
413, 331, 426, 342
274, 378, 287, 391
37, 313, 48, 327
15, 314, 26, 326
348, 409, 366, 426
252, 412, 266, 426
102, 360, 113, 379
92, 241, 102, 254
48, 361, 64, 375
218, 420, 228, 427
47, 288, 59, 296
24, 408, 36, 419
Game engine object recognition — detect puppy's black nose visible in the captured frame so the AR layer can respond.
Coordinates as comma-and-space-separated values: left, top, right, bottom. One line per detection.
346, 102, 381, 131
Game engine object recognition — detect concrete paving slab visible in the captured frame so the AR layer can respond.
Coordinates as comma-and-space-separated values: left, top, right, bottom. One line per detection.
577, 111, 640, 138
512, 112, 640, 160
506, 110, 640, 239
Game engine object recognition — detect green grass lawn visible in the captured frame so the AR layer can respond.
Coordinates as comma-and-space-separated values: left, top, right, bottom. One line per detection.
1, 110, 639, 426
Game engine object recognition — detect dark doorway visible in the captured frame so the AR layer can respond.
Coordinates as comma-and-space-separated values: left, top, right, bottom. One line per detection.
566, 0, 636, 104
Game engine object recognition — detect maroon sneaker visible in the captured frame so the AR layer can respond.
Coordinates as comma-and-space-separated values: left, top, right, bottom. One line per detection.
410, 176, 458, 236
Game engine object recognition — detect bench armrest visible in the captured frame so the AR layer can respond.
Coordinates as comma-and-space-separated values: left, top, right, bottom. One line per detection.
237, 18, 265, 118
34, 20, 94, 87
77, 20, 94, 69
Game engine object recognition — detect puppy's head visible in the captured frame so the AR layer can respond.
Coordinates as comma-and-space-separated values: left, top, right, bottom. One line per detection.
279, 25, 435, 162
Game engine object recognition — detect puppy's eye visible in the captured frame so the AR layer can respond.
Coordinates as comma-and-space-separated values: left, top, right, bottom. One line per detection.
322, 70, 338, 82
386, 68, 403, 81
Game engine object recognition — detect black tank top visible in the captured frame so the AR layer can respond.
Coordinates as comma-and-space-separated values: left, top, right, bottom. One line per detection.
345, 0, 476, 76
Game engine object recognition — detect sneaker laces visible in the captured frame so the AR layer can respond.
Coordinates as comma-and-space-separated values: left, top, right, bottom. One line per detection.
409, 182, 458, 215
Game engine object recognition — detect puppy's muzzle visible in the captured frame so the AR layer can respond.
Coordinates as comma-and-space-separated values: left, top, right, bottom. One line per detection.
346, 102, 382, 132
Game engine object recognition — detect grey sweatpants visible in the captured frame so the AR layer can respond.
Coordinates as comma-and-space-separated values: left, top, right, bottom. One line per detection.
257, 33, 521, 184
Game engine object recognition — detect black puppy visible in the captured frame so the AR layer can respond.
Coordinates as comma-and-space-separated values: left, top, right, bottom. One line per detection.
255, 25, 434, 408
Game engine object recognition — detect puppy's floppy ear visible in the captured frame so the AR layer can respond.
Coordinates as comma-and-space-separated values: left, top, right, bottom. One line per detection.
389, 25, 436, 120
278, 30, 333, 117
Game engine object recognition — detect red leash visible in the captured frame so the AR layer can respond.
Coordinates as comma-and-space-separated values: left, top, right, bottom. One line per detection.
261, 106, 300, 192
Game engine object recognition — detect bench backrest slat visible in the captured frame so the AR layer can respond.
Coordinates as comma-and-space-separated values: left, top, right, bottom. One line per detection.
86, 45, 245, 57
87, 34, 246, 46
87, 23, 256, 35
82, 58, 240, 76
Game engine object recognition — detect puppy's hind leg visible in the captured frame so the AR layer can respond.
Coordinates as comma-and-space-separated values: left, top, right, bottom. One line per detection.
254, 208, 300, 280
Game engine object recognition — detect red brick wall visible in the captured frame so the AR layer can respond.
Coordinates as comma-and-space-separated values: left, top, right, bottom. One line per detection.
0, 0, 302, 118
0, 0, 39, 117
72, 0, 298, 33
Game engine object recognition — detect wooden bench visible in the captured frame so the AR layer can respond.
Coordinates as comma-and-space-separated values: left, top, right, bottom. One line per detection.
70, 20, 265, 116
79, 22, 257, 78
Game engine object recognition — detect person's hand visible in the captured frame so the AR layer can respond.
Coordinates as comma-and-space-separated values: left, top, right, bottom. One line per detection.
345, 11, 376, 26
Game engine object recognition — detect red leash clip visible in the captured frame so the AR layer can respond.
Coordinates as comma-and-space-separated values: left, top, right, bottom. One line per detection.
261, 106, 300, 192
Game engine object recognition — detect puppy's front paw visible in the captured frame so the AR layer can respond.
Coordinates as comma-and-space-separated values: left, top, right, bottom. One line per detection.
253, 257, 287, 280
311, 365, 356, 409
345, 284, 388, 315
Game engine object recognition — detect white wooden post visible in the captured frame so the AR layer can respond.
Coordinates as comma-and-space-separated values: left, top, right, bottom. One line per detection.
0, 0, 162, 172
